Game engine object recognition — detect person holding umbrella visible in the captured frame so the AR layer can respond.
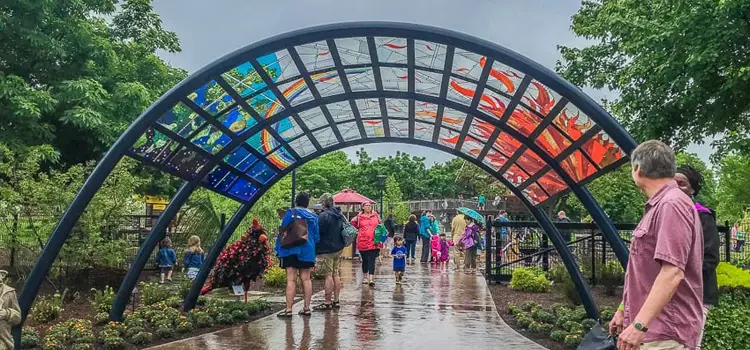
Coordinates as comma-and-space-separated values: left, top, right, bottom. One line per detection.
457, 207, 485, 275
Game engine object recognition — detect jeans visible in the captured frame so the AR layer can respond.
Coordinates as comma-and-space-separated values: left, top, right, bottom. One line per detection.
420, 235, 431, 262
405, 240, 417, 259
360, 250, 378, 275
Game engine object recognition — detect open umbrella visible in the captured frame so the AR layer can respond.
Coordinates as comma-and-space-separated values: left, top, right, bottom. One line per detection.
458, 207, 485, 224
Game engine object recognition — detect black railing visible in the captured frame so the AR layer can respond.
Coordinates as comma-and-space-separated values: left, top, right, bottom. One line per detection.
484, 220, 736, 283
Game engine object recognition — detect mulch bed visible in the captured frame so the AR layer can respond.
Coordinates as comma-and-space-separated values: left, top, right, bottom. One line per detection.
488, 282, 622, 350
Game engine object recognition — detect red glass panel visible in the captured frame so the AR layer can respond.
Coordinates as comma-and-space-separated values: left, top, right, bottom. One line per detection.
535, 125, 572, 157
537, 170, 567, 196
561, 150, 597, 182
516, 149, 546, 176
582, 132, 624, 169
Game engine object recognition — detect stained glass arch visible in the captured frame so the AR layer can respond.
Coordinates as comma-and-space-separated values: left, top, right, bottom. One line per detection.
17, 23, 640, 334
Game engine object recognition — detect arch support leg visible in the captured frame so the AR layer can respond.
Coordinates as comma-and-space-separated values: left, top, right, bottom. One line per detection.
109, 182, 198, 321
183, 204, 252, 312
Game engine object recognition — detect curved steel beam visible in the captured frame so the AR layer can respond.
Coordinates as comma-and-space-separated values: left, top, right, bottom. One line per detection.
110, 181, 200, 321
182, 137, 599, 318
183, 203, 252, 311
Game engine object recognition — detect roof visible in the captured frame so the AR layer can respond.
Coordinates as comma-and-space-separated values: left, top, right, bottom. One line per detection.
125, 22, 636, 207
333, 189, 374, 205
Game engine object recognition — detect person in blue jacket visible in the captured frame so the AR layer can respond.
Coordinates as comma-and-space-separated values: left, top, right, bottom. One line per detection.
156, 237, 177, 284
275, 192, 319, 317
183, 235, 205, 280
419, 210, 434, 263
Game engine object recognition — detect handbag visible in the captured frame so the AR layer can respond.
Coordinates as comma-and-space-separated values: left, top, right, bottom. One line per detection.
278, 209, 308, 249
577, 323, 616, 350
374, 224, 388, 244
341, 219, 358, 247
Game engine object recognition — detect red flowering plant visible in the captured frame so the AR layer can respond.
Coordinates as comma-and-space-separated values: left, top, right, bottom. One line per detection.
211, 219, 272, 290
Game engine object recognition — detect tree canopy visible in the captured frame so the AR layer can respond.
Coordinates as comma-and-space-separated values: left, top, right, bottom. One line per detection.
557, 0, 750, 157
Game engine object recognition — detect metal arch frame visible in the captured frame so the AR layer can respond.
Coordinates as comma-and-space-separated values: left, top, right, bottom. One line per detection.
182, 137, 598, 318
15, 22, 638, 336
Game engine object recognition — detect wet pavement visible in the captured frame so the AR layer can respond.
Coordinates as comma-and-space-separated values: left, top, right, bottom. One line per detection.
150, 259, 545, 350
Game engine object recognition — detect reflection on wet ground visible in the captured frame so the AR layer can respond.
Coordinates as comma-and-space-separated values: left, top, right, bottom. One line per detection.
149, 259, 545, 350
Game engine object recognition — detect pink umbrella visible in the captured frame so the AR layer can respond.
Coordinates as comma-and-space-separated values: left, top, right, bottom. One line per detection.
333, 189, 374, 205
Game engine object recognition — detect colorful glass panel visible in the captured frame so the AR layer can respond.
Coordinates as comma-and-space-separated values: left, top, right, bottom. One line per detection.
338, 121, 362, 141
248, 90, 285, 118
380, 67, 409, 92
523, 183, 549, 205
478, 88, 512, 120
537, 170, 567, 197
375, 37, 408, 64
384, 99, 409, 119
247, 162, 276, 184
203, 165, 239, 193
414, 122, 434, 141
221, 62, 266, 99
274, 116, 304, 141
482, 148, 507, 171
503, 164, 530, 187
298, 107, 330, 128
460, 136, 483, 159
245, 131, 273, 155
296, 41, 335, 72
311, 70, 345, 97
277, 78, 314, 107
313, 127, 339, 148
415, 69, 443, 97
561, 150, 597, 182
493, 132, 522, 157
355, 99, 382, 120
451, 49, 484, 81
487, 61, 525, 95
389, 120, 409, 138
414, 102, 439, 123
334, 37, 371, 65
224, 146, 257, 172
346, 68, 376, 92
362, 119, 384, 138
522, 79, 561, 116
227, 178, 259, 202
165, 147, 209, 179
131, 128, 178, 163
506, 105, 543, 138
446, 78, 476, 107
414, 40, 447, 70
438, 128, 460, 148
157, 103, 206, 138
268, 147, 295, 170
326, 101, 355, 122
218, 106, 257, 135
552, 103, 594, 141
190, 126, 231, 154
441, 108, 468, 130
535, 125, 572, 157
517, 149, 546, 176
582, 131, 624, 169
468, 119, 495, 143
288, 135, 317, 158
189, 80, 234, 116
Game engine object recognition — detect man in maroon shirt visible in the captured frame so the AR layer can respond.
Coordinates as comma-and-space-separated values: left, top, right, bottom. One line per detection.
610, 140, 703, 350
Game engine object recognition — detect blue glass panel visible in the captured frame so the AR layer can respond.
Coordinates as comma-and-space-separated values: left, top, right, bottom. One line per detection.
245, 131, 275, 155
191, 126, 232, 154
248, 90, 284, 118
224, 147, 257, 172
221, 62, 267, 98
247, 161, 276, 184
130, 128, 178, 164
156, 103, 206, 138
165, 147, 210, 179
268, 147, 295, 170
203, 165, 238, 193
227, 178, 259, 202
218, 106, 257, 135
189, 80, 235, 116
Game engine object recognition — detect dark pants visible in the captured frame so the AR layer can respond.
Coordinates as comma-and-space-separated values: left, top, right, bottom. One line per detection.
465, 246, 478, 269
405, 240, 417, 259
360, 250, 378, 275
420, 235, 431, 262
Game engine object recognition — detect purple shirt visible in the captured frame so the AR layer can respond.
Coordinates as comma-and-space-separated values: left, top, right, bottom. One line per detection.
623, 181, 703, 348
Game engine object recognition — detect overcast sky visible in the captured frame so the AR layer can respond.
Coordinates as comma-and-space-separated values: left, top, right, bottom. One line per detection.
153, 0, 713, 166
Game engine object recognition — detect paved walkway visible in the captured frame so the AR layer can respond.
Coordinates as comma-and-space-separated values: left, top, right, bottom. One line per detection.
150, 260, 545, 350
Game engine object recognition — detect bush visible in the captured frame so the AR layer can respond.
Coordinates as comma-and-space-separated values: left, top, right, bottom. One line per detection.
176, 318, 193, 333
129, 331, 152, 346
548, 265, 581, 305
155, 326, 176, 339
564, 334, 582, 348
581, 318, 597, 333
231, 308, 248, 321
43, 319, 94, 350
90, 286, 115, 314
702, 290, 750, 350
124, 325, 145, 339
521, 301, 540, 312
563, 320, 583, 334
570, 306, 587, 322
550, 330, 566, 342
547, 265, 569, 284
139, 281, 173, 306
516, 313, 533, 329
264, 266, 286, 288
166, 296, 182, 309
31, 292, 63, 324
103, 322, 125, 336
597, 261, 625, 296
531, 309, 556, 324
551, 303, 570, 317
94, 312, 109, 326
20, 327, 39, 349
189, 310, 213, 328
99, 329, 124, 350
510, 268, 551, 293
216, 312, 234, 325
179, 279, 192, 299
528, 321, 553, 333
716, 262, 750, 289
600, 308, 615, 323
507, 303, 521, 316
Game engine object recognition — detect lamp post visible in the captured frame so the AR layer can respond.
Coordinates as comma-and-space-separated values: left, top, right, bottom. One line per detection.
377, 175, 387, 215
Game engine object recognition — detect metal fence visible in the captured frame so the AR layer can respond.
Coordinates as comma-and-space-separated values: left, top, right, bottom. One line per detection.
485, 221, 739, 283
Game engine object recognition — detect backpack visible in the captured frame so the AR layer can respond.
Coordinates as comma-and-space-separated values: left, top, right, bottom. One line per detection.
278, 209, 309, 249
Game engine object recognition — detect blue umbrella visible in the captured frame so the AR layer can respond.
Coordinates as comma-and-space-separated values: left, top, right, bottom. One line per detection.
457, 207, 485, 224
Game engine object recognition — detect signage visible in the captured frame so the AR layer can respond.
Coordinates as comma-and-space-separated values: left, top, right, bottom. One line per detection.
231, 284, 245, 296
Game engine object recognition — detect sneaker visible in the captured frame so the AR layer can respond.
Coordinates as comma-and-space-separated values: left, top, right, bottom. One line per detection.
368, 279, 375, 286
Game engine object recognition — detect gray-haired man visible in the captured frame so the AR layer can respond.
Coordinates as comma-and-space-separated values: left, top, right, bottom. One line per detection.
313, 193, 346, 311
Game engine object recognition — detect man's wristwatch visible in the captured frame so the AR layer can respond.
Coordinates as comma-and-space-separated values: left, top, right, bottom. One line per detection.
633, 321, 649, 332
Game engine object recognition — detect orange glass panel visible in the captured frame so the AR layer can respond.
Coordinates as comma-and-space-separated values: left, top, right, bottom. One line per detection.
503, 164, 530, 187
506, 105, 542, 138
469, 119, 495, 142
522, 79, 561, 116
582, 131, 624, 169
516, 149, 546, 176
552, 104, 594, 141
524, 183, 549, 205
537, 170, 567, 196
561, 150, 597, 182
535, 125, 572, 157
493, 132, 522, 157
482, 148, 507, 171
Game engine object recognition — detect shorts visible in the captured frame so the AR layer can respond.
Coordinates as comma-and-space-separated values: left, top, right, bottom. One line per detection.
316, 251, 342, 276
279, 254, 315, 269
186, 267, 200, 280
158, 265, 172, 274
393, 267, 405, 272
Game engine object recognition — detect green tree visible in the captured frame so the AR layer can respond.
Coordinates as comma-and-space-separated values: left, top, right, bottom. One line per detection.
557, 0, 750, 157
295, 151, 354, 197
716, 154, 750, 223
564, 165, 645, 223
0, 0, 186, 166
353, 149, 430, 200
383, 175, 410, 224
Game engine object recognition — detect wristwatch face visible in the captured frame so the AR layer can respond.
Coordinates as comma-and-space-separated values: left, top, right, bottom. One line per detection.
634, 322, 648, 332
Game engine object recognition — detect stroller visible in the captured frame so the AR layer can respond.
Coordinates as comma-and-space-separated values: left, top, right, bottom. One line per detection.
430, 235, 441, 263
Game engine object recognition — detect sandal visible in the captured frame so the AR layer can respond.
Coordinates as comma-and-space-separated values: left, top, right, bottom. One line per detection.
332, 301, 341, 309
298, 309, 312, 316
312, 303, 332, 311
277, 310, 293, 318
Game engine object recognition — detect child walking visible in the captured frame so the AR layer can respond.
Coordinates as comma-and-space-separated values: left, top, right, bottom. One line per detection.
183, 235, 205, 280
391, 237, 408, 285
438, 233, 451, 274
156, 237, 177, 284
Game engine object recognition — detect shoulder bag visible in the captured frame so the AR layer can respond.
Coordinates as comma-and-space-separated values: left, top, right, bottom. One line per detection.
278, 209, 309, 249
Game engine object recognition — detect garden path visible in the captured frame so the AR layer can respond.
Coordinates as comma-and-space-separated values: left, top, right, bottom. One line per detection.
149, 259, 545, 349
